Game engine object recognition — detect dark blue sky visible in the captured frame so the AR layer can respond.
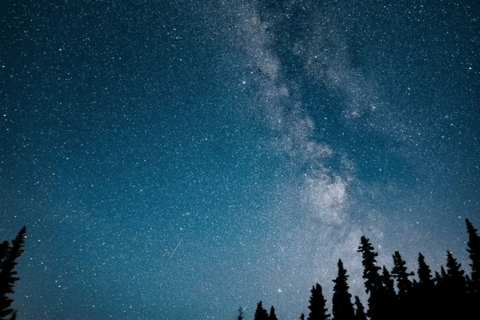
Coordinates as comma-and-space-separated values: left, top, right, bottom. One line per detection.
1, 0, 479, 319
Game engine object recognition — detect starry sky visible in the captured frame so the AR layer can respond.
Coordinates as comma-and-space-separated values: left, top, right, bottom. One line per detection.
1, 0, 479, 319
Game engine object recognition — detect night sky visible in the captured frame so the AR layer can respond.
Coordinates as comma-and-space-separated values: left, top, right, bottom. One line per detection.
1, 0, 479, 319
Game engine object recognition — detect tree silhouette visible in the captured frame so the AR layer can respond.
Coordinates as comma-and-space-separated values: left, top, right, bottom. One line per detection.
417, 253, 433, 289
241, 219, 480, 320
0, 227, 26, 320
379, 266, 397, 319
269, 306, 278, 320
237, 306, 244, 320
391, 251, 413, 319
391, 251, 414, 298
466, 219, 480, 289
332, 259, 354, 320
357, 236, 383, 320
411, 253, 435, 320
254, 301, 269, 320
465, 219, 480, 319
353, 296, 366, 320
307, 283, 330, 320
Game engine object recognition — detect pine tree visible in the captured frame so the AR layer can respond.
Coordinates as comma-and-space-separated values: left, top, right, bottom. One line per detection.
441, 251, 467, 319
0, 227, 26, 320
391, 251, 414, 319
417, 253, 433, 289
377, 266, 398, 320
357, 236, 382, 320
332, 259, 355, 320
353, 296, 366, 320
411, 253, 435, 320
307, 283, 330, 320
391, 251, 414, 298
357, 237, 381, 294
269, 306, 278, 320
465, 219, 480, 319
466, 219, 480, 287
255, 301, 269, 320
300, 313, 305, 320
445, 251, 465, 292
380, 266, 396, 299
237, 306, 244, 320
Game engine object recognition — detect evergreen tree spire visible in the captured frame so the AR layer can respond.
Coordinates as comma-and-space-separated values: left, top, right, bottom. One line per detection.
237, 306, 244, 320
254, 301, 269, 320
357, 236, 383, 320
466, 219, 480, 284
0, 227, 26, 320
307, 283, 330, 320
269, 306, 278, 320
357, 236, 381, 294
391, 251, 414, 298
332, 259, 355, 320
445, 251, 465, 291
417, 253, 433, 288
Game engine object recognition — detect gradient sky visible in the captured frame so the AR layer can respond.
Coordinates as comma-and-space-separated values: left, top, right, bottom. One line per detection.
1, 0, 479, 319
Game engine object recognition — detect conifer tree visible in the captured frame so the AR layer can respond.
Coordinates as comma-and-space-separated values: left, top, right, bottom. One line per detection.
445, 251, 465, 292
439, 251, 467, 319
411, 253, 435, 320
269, 306, 278, 320
417, 253, 433, 289
353, 296, 366, 320
380, 266, 396, 299
357, 237, 381, 294
0, 227, 26, 320
378, 266, 398, 320
307, 283, 330, 320
300, 313, 305, 320
254, 301, 269, 320
237, 306, 244, 320
357, 236, 382, 320
332, 259, 354, 320
391, 251, 414, 298
466, 219, 480, 287
465, 219, 480, 319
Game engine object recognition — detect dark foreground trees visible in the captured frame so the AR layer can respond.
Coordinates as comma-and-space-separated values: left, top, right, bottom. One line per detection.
332, 259, 354, 320
244, 219, 479, 320
0, 227, 26, 320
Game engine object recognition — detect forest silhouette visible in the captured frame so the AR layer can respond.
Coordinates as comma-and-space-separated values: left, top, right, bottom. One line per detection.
1, 219, 479, 319
247, 218, 480, 320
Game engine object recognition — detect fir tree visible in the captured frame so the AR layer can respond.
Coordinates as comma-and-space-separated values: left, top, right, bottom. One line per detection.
254, 301, 269, 320
378, 266, 398, 320
466, 219, 480, 287
465, 219, 480, 319
237, 306, 244, 320
441, 251, 467, 319
332, 259, 355, 320
0, 227, 26, 320
380, 266, 396, 299
357, 236, 382, 320
357, 237, 381, 294
353, 296, 366, 320
307, 283, 330, 320
300, 313, 305, 320
411, 253, 435, 320
269, 306, 278, 320
417, 253, 433, 289
391, 251, 414, 298
445, 251, 465, 292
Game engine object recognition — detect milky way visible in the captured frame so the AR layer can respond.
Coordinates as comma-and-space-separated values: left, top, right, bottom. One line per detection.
1, 0, 479, 319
